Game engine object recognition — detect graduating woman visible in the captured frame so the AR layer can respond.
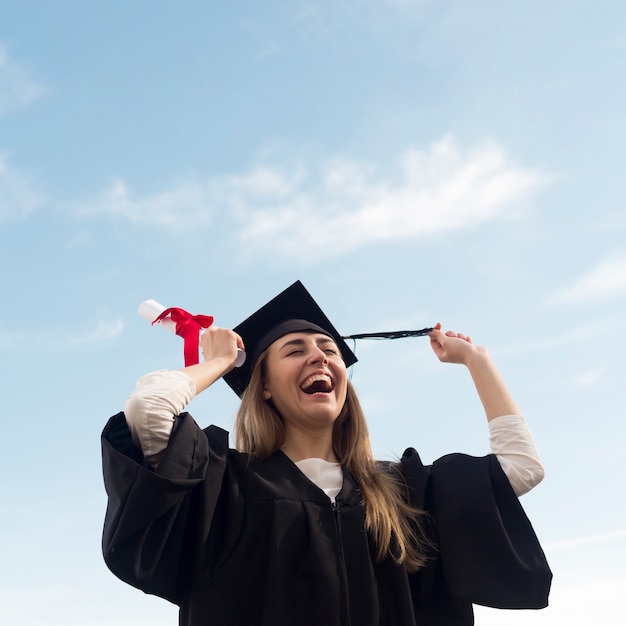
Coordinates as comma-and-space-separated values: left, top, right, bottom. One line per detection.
101, 281, 552, 625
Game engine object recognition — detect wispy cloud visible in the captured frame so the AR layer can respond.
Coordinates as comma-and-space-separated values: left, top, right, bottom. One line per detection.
545, 528, 626, 551
499, 310, 626, 357
75, 176, 217, 228
79, 136, 548, 263
381, 0, 423, 7
0, 45, 46, 116
236, 136, 548, 261
0, 153, 46, 223
548, 251, 626, 305
76, 164, 303, 229
0, 319, 124, 352
573, 366, 607, 388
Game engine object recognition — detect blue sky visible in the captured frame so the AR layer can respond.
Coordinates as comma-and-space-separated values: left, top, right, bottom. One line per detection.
1, 1, 625, 624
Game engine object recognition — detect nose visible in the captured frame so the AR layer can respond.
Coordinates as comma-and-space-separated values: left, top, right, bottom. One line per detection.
308, 345, 329, 364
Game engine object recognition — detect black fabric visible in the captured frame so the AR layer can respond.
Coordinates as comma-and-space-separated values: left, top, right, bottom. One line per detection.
101, 413, 552, 626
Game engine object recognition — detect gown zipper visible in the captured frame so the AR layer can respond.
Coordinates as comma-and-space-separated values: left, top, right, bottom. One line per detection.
332, 500, 352, 626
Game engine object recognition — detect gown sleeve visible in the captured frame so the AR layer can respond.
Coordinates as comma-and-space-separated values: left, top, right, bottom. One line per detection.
401, 448, 552, 625
101, 411, 228, 605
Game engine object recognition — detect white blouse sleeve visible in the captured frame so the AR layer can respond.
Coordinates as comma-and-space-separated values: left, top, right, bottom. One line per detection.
124, 370, 196, 466
488, 415, 545, 497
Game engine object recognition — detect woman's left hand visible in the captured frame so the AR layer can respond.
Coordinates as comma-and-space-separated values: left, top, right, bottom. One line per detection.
428, 322, 521, 421
428, 322, 478, 365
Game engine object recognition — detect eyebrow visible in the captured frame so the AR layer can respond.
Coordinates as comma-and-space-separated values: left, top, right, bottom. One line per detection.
278, 336, 336, 352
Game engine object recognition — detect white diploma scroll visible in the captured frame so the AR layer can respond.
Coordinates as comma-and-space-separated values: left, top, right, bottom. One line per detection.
138, 299, 246, 367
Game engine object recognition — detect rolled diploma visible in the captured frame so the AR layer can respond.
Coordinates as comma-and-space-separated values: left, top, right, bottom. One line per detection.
138, 299, 246, 367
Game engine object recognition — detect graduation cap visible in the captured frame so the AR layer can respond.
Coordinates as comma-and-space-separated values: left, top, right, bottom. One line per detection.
223, 281, 357, 396
223, 280, 433, 397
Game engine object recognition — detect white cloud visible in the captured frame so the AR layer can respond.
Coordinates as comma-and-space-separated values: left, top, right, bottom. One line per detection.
549, 252, 626, 305
78, 136, 548, 262
545, 528, 626, 552
382, 0, 423, 7
476, 531, 626, 625
573, 366, 606, 389
0, 45, 46, 116
76, 176, 216, 228
0, 153, 46, 223
0, 319, 124, 352
475, 575, 626, 625
497, 315, 620, 357
77, 164, 304, 229
66, 319, 125, 348
236, 136, 548, 261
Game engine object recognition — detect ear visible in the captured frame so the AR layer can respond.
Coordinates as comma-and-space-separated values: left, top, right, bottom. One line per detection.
263, 386, 272, 400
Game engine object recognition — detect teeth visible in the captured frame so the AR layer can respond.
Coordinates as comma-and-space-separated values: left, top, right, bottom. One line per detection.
301, 374, 333, 393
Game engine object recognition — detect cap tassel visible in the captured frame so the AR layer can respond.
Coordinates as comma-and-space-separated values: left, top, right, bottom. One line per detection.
341, 328, 434, 340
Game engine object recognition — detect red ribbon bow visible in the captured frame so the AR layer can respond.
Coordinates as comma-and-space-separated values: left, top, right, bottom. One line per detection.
152, 307, 214, 366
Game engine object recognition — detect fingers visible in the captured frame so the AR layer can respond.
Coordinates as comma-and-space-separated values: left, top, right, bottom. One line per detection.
428, 323, 472, 343
200, 326, 244, 365
428, 322, 476, 365
445, 330, 472, 343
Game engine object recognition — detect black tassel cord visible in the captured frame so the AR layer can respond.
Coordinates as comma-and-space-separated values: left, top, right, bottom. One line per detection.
341, 328, 434, 379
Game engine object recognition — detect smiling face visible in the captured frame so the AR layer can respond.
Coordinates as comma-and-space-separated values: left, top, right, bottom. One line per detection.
262, 331, 348, 436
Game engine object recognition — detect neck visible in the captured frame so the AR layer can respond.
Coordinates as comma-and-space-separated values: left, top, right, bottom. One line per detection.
281, 429, 337, 463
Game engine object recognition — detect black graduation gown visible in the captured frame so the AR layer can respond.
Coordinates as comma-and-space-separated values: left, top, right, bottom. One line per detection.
101, 412, 552, 626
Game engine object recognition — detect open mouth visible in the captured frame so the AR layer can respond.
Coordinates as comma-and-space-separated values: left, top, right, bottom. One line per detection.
300, 374, 334, 394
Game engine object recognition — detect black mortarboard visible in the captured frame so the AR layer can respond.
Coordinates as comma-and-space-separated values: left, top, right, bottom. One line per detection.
223, 281, 358, 397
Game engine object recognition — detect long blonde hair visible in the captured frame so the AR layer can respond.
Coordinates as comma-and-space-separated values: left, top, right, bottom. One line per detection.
234, 352, 433, 572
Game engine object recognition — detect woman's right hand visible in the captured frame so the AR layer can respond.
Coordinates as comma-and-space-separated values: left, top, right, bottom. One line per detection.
200, 326, 244, 370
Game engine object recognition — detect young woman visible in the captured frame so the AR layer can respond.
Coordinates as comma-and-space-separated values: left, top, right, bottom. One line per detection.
101, 281, 551, 626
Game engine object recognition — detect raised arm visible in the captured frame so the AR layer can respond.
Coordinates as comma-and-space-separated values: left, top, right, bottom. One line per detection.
428, 323, 544, 495
428, 322, 520, 422
124, 326, 243, 465
182, 326, 244, 394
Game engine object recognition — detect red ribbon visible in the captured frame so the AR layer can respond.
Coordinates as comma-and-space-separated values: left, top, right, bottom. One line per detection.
152, 307, 214, 366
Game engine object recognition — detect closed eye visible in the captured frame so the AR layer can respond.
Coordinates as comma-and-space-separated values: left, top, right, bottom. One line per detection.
278, 335, 340, 357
